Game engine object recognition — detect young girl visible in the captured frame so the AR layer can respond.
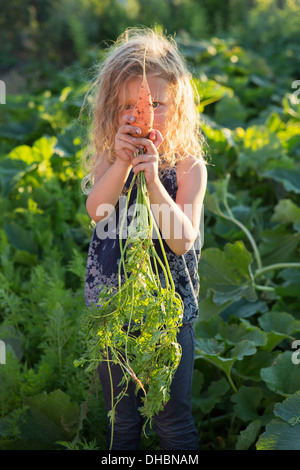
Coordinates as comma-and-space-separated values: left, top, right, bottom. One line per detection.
82, 27, 207, 450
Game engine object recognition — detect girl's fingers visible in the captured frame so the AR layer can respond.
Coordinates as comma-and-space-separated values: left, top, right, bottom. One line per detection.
148, 129, 163, 149
116, 132, 144, 152
131, 154, 157, 170
132, 131, 163, 154
118, 124, 141, 136
121, 114, 135, 125
117, 133, 140, 147
116, 140, 141, 154
116, 123, 163, 162
132, 162, 152, 175
118, 124, 163, 149
132, 137, 157, 155
124, 149, 133, 159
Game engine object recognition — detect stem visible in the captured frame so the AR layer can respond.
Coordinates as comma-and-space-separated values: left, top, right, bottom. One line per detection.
199, 96, 223, 109
125, 290, 134, 366
140, 173, 175, 293
106, 341, 114, 451
147, 209, 160, 288
119, 173, 137, 277
217, 177, 300, 288
254, 284, 276, 292
254, 262, 300, 279
117, 173, 138, 311
226, 372, 237, 393
222, 198, 262, 271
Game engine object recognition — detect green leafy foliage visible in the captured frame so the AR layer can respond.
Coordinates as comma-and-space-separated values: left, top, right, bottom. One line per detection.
177, 31, 300, 450
1, 23, 300, 450
76, 171, 183, 445
256, 391, 300, 450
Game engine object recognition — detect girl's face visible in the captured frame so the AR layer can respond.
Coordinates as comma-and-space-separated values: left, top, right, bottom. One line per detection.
118, 74, 171, 136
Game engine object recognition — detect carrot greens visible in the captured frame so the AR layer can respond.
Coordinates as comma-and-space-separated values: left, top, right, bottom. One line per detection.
76, 164, 184, 445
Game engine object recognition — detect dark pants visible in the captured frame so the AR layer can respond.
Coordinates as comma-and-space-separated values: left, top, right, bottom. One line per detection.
98, 323, 198, 450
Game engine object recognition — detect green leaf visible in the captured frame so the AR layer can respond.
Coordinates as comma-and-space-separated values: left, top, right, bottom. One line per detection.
221, 298, 268, 320
1, 390, 81, 449
258, 311, 300, 337
196, 378, 230, 414
195, 338, 237, 391
271, 199, 300, 225
258, 225, 300, 265
236, 420, 261, 450
191, 369, 205, 411
4, 222, 38, 254
261, 351, 300, 396
13, 250, 38, 267
256, 391, 300, 450
275, 268, 300, 298
263, 167, 300, 194
197, 290, 234, 323
195, 337, 225, 356
274, 391, 300, 424
231, 340, 257, 360
235, 350, 276, 382
196, 352, 237, 390
204, 178, 230, 216
256, 419, 300, 450
217, 320, 267, 347
0, 159, 38, 196
237, 125, 286, 176
54, 122, 82, 158
257, 311, 300, 351
23, 390, 79, 437
199, 241, 256, 305
215, 95, 249, 128
263, 331, 292, 352
8, 144, 34, 163
195, 77, 233, 113
0, 119, 38, 141
31, 136, 55, 162
232, 386, 263, 422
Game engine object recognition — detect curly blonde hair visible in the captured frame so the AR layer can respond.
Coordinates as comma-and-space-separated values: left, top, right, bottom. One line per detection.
80, 27, 205, 194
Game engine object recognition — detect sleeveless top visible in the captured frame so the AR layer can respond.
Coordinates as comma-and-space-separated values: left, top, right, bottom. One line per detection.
84, 165, 201, 324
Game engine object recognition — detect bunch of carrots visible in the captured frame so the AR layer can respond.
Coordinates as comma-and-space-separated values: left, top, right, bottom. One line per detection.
76, 71, 183, 447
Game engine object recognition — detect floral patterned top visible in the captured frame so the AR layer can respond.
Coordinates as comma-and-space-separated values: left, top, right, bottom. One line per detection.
84, 165, 201, 324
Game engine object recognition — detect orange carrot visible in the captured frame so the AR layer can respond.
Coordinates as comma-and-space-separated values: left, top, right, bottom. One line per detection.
130, 74, 154, 138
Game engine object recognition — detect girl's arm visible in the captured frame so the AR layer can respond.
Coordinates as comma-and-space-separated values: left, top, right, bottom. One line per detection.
86, 116, 143, 222
148, 157, 207, 256
86, 157, 131, 222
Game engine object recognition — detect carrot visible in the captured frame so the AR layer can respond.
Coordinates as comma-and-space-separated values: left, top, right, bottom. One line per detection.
130, 73, 154, 138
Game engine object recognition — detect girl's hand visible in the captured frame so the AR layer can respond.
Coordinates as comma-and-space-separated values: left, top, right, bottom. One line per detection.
115, 115, 144, 163
131, 129, 163, 186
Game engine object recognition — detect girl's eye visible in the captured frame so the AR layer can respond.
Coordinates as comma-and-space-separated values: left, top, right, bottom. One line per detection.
152, 101, 160, 109
124, 104, 132, 110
